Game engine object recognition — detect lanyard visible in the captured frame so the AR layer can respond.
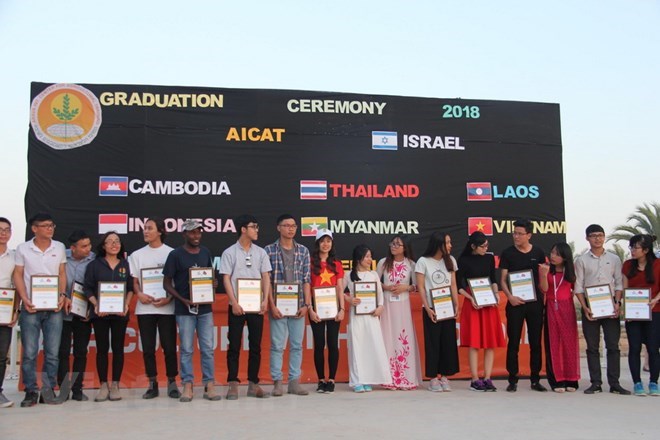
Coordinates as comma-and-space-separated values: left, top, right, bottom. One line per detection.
553, 272, 564, 310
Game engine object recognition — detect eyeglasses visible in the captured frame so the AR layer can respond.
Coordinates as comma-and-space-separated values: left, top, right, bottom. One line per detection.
105, 239, 121, 245
247, 224, 259, 231
245, 255, 252, 267
35, 223, 56, 229
588, 233, 605, 239
0, 228, 11, 234
279, 224, 297, 229
389, 242, 403, 248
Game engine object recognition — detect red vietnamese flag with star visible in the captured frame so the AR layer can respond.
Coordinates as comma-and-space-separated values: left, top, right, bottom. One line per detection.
468, 217, 493, 236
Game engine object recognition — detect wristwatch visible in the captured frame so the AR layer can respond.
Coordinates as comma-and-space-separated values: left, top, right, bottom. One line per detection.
303, 303, 311, 308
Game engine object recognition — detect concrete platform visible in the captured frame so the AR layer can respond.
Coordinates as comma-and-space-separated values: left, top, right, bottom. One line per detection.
0, 361, 656, 439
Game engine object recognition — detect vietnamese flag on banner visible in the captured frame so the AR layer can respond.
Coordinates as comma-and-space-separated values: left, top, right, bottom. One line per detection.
468, 217, 493, 236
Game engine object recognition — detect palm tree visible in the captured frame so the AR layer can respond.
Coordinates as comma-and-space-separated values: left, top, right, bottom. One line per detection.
608, 202, 660, 251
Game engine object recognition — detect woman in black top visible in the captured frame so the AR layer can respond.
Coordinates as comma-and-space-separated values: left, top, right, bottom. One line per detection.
84, 231, 133, 402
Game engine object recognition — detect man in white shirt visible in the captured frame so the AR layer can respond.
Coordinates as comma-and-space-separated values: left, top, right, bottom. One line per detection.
14, 213, 67, 407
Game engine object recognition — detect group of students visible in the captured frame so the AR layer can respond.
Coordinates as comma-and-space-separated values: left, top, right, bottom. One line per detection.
0, 214, 659, 409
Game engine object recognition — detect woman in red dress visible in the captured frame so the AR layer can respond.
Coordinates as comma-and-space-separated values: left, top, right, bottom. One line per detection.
457, 232, 505, 392
539, 242, 579, 393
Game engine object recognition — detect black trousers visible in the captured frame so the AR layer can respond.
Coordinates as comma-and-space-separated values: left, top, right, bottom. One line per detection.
626, 312, 660, 384
57, 318, 92, 392
310, 319, 340, 381
0, 326, 11, 393
92, 318, 128, 383
422, 311, 459, 377
137, 314, 178, 380
226, 308, 263, 383
581, 312, 622, 386
506, 301, 544, 384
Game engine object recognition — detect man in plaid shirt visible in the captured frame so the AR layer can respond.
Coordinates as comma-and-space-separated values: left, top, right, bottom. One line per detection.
265, 214, 312, 396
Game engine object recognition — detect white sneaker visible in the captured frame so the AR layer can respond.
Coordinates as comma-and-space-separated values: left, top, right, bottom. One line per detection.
439, 376, 452, 392
428, 378, 443, 392
0, 392, 14, 408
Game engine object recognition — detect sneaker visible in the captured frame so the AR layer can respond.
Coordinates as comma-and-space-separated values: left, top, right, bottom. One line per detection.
584, 384, 602, 394
364, 385, 373, 392
325, 381, 335, 393
649, 382, 659, 397
469, 380, 486, 391
633, 382, 646, 396
439, 376, 452, 392
20, 391, 39, 407
483, 379, 497, 392
428, 378, 443, 392
316, 381, 327, 393
609, 384, 631, 395
38, 388, 61, 405
354, 385, 366, 393
0, 392, 14, 408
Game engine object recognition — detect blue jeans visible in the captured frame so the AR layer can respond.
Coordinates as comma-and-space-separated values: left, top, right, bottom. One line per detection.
20, 310, 63, 392
269, 314, 305, 381
176, 313, 215, 385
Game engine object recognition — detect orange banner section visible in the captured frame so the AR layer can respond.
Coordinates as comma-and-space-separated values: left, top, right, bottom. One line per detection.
35, 293, 539, 389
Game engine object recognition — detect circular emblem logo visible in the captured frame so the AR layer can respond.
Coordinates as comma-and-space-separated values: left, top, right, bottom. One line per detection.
30, 83, 102, 150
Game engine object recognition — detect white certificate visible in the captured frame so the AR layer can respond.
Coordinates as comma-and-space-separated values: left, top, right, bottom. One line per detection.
624, 288, 651, 321
0, 288, 16, 325
31, 275, 59, 311
430, 286, 455, 321
141, 267, 166, 300
585, 284, 615, 319
508, 270, 537, 302
354, 281, 378, 315
275, 283, 299, 317
468, 277, 498, 307
313, 286, 338, 320
237, 278, 262, 313
98, 282, 126, 314
70, 282, 88, 318
189, 267, 214, 304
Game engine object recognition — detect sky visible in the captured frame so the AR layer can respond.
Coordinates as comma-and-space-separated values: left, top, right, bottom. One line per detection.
0, 0, 658, 252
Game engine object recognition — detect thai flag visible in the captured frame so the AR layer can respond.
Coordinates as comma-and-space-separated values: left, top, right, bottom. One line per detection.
98, 214, 128, 234
300, 180, 327, 200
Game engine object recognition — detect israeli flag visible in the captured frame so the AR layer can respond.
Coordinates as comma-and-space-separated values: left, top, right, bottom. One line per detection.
371, 131, 398, 151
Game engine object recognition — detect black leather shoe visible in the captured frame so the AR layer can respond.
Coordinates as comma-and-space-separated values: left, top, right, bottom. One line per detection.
71, 389, 89, 401
20, 391, 39, 407
506, 383, 517, 392
143, 381, 159, 399
584, 384, 603, 394
609, 384, 631, 395
531, 382, 548, 392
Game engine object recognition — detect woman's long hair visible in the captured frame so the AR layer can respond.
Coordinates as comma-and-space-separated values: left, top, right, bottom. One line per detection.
382, 234, 415, 273
421, 231, 454, 271
311, 237, 338, 276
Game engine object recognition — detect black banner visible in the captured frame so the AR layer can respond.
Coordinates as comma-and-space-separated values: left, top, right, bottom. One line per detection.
26, 82, 565, 264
